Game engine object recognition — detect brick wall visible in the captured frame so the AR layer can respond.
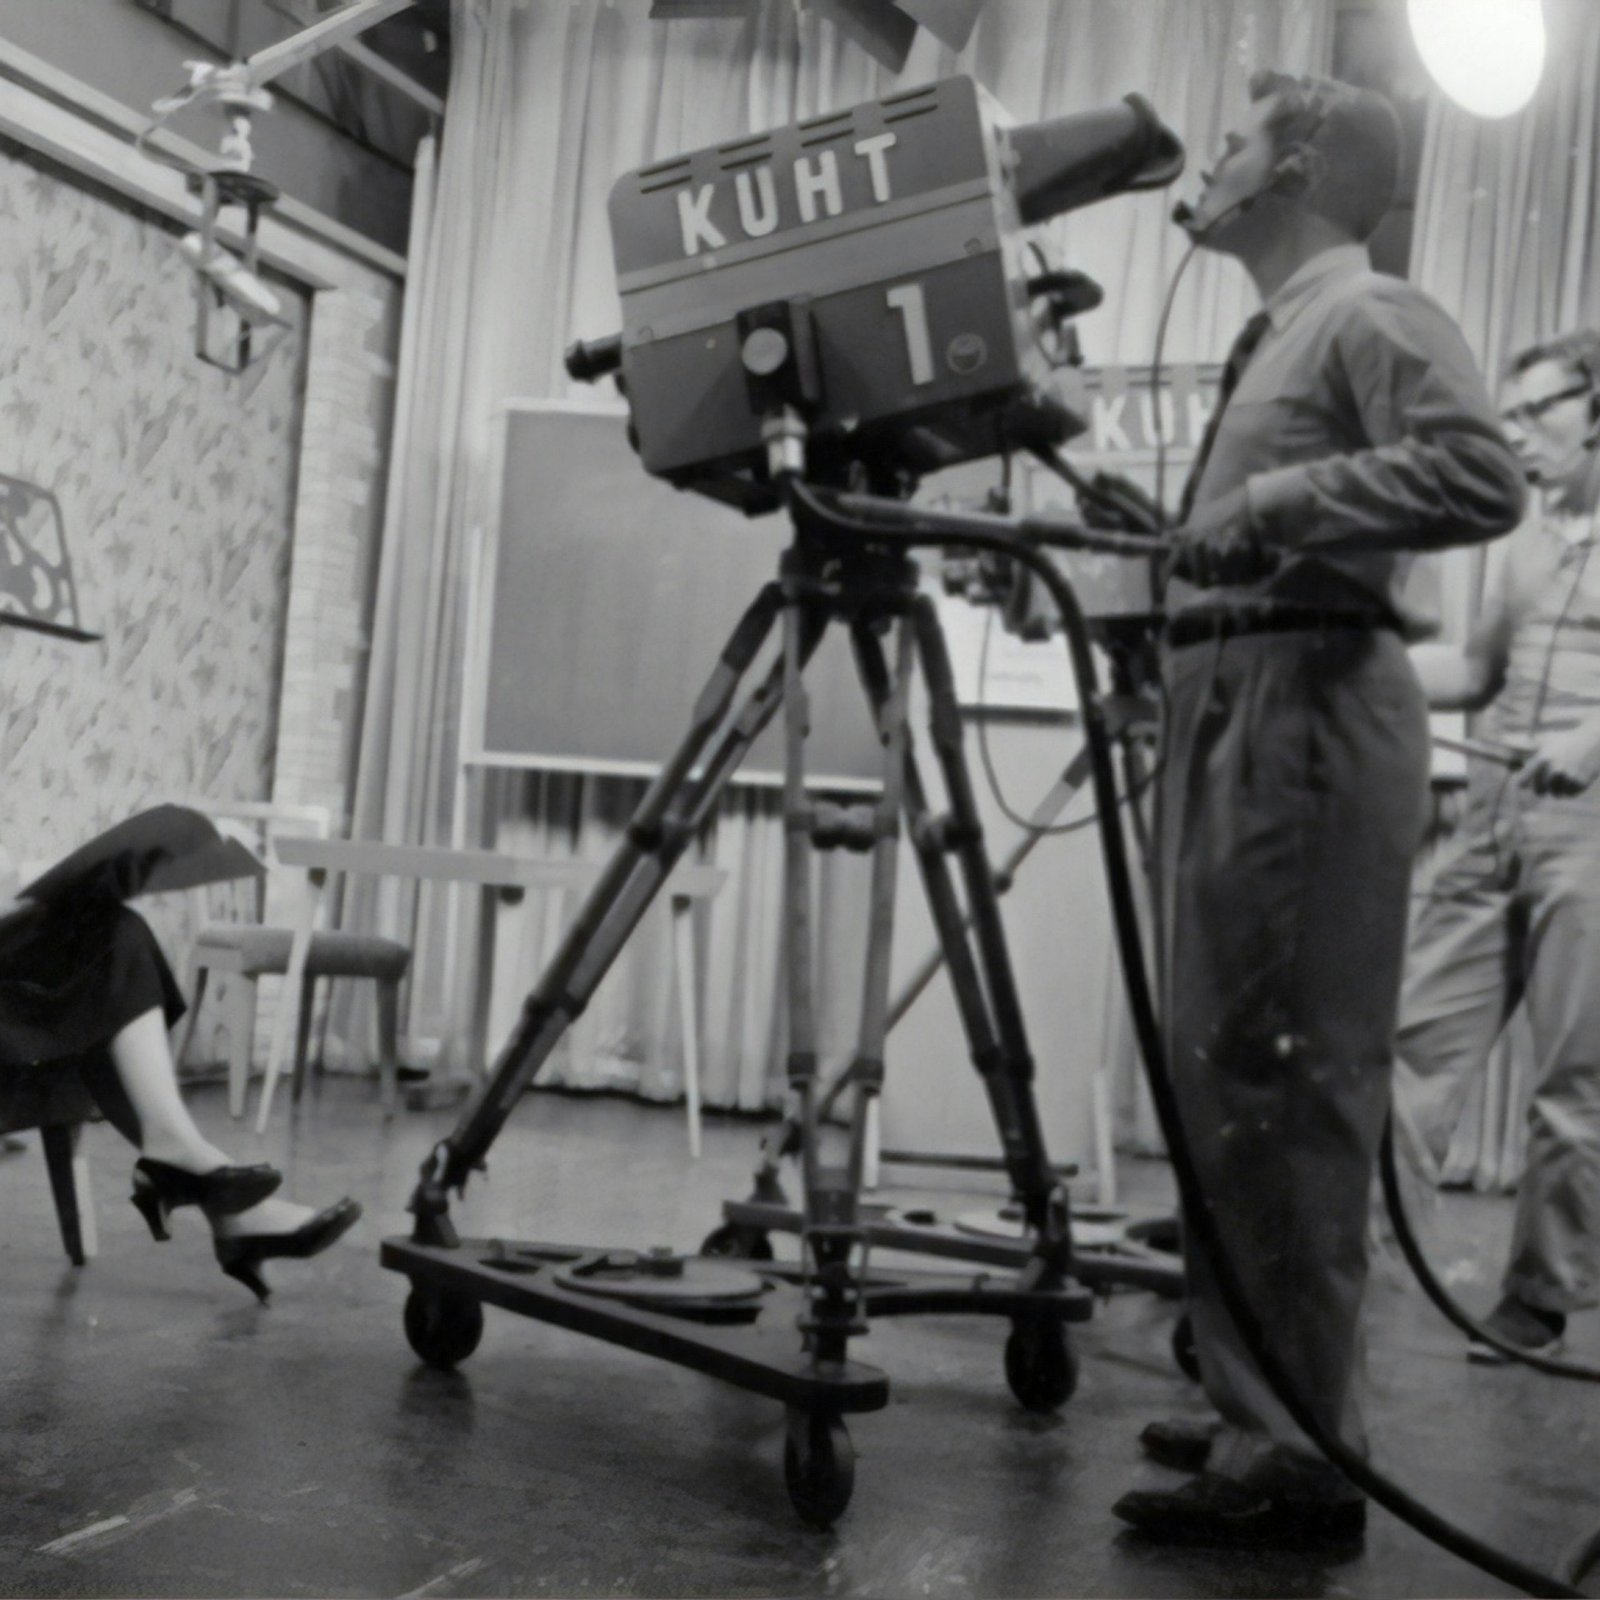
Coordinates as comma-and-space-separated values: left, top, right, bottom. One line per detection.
272, 281, 401, 821
252, 276, 403, 1069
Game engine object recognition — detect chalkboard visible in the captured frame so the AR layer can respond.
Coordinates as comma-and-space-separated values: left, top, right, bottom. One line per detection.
466, 401, 882, 789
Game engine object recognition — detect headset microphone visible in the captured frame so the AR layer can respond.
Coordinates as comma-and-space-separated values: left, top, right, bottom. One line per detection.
1172, 153, 1312, 238
1171, 186, 1259, 238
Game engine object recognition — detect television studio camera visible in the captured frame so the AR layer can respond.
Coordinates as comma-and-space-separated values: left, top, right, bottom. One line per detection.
384, 76, 1183, 1528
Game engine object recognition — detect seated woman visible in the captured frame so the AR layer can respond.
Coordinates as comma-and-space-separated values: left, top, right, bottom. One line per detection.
0, 888, 359, 1302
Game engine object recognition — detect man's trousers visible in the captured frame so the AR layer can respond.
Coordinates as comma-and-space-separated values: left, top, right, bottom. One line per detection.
1394, 786, 1600, 1313
1157, 627, 1430, 1487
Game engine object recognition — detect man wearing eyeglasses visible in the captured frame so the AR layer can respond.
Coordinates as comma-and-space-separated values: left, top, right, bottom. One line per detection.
1394, 329, 1600, 1361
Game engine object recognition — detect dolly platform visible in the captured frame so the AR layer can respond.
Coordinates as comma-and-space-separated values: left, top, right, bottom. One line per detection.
386, 1233, 1092, 1524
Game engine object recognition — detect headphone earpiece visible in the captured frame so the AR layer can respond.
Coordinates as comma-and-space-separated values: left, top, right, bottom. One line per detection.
1269, 146, 1323, 199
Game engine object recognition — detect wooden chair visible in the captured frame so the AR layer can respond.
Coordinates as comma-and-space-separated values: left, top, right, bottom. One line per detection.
174, 801, 412, 1117
0, 1063, 100, 1264
0, 850, 98, 1263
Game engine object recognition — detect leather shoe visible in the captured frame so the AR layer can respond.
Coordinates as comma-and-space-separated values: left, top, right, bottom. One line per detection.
1113, 1471, 1365, 1550
1467, 1294, 1565, 1364
1140, 1416, 1220, 1472
214, 1197, 362, 1304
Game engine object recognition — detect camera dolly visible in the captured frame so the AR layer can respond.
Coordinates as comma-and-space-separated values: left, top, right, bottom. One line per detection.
699, 604, 1195, 1380
386, 509, 1106, 1526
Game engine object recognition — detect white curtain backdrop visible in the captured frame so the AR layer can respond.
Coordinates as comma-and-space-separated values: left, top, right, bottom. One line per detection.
346, 0, 1329, 1109
1407, 0, 1600, 1189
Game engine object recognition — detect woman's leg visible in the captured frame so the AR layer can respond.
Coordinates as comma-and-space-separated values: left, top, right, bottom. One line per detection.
99, 1006, 318, 1238
105, 1007, 234, 1172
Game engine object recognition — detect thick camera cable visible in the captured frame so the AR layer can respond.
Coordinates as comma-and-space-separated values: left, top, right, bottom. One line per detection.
1134, 176, 1600, 1380
1566, 1526, 1600, 1590
1379, 1121, 1600, 1380
1380, 1122, 1600, 1594
1379, 1124, 1600, 1587
788, 481, 1588, 1600
1001, 531, 1587, 1600
991, 533, 1588, 1600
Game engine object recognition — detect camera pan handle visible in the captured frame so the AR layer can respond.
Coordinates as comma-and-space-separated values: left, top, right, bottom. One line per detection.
564, 333, 623, 384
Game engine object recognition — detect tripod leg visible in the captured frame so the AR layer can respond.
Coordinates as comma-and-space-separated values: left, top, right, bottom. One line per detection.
883, 743, 1095, 1033
851, 621, 1014, 1175
786, 600, 916, 1366
778, 588, 856, 1358
900, 593, 1070, 1273
410, 582, 827, 1240
782, 592, 820, 1112
841, 614, 914, 1159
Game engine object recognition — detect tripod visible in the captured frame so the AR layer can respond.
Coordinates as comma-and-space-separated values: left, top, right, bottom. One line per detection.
703, 608, 1192, 1356
384, 504, 1096, 1525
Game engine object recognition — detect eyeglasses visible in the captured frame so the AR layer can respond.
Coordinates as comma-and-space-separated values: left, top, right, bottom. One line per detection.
1500, 382, 1593, 427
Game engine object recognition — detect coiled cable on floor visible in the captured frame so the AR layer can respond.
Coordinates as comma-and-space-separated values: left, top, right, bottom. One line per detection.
787, 481, 1591, 1600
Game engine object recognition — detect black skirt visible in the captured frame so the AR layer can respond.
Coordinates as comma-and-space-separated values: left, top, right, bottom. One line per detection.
0, 898, 186, 1069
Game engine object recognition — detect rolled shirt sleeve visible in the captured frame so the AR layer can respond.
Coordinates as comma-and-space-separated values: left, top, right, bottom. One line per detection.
1176, 247, 1525, 629
1243, 285, 1526, 553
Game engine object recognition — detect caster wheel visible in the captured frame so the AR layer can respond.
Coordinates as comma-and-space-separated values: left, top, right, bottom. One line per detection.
1172, 1312, 1200, 1382
1005, 1319, 1078, 1413
699, 1222, 774, 1261
404, 1286, 484, 1369
784, 1409, 855, 1528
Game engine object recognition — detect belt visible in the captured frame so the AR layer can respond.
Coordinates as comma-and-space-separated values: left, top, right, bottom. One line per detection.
1165, 604, 1399, 650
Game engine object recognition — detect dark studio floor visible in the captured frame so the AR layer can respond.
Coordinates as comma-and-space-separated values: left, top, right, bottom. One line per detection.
0, 1079, 1596, 1600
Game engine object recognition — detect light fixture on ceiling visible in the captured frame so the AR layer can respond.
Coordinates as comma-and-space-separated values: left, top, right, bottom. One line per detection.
1406, 0, 1546, 119
139, 0, 415, 371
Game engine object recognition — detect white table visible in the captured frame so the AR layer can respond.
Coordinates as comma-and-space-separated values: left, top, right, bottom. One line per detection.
263, 837, 725, 1151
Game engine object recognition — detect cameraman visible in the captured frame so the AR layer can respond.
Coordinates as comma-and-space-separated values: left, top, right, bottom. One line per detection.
1110, 72, 1524, 1549
1393, 330, 1600, 1363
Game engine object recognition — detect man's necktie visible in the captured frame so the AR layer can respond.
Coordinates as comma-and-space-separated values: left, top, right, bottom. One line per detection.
1177, 309, 1272, 524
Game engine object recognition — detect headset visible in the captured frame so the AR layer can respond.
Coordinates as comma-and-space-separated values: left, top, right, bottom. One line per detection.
1169, 148, 1313, 234
1170, 74, 1335, 238
1147, 79, 1342, 534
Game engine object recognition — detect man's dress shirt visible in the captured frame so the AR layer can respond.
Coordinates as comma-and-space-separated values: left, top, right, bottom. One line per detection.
1482, 508, 1600, 747
1175, 242, 1525, 628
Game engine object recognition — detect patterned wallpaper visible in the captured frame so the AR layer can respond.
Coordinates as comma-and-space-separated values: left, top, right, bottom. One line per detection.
0, 138, 307, 960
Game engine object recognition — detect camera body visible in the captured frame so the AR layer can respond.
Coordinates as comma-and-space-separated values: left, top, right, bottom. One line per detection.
603, 77, 1184, 505
609, 78, 1077, 493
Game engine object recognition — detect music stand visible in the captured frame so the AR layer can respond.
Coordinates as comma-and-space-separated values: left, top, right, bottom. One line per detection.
0, 610, 101, 643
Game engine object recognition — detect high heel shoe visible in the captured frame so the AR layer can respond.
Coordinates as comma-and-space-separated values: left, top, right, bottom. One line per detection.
130, 1158, 284, 1242
213, 1197, 362, 1303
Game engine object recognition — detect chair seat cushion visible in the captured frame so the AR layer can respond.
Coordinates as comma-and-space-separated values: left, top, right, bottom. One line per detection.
194, 926, 412, 981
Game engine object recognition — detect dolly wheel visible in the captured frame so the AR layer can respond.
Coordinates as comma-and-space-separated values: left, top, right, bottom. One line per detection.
404, 1286, 485, 1369
700, 1222, 774, 1261
1172, 1312, 1200, 1381
1005, 1319, 1078, 1412
784, 1408, 855, 1528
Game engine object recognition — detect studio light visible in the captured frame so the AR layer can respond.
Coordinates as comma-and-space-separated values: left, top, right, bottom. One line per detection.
139, 0, 416, 370
176, 231, 284, 323
1406, 0, 1546, 119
